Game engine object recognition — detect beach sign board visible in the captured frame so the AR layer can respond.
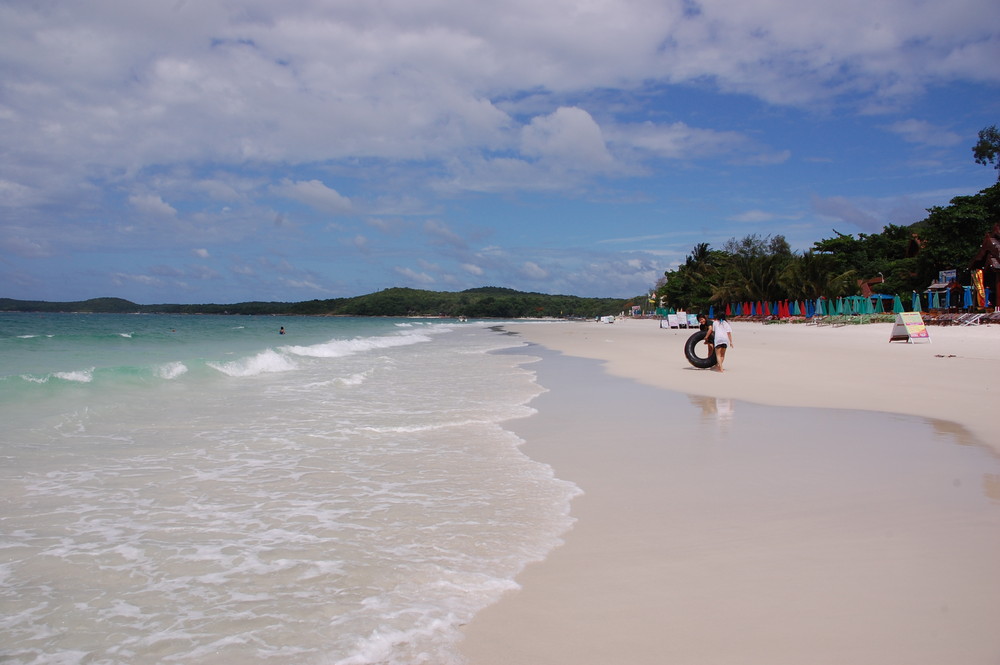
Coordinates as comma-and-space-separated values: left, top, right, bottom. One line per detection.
889, 312, 930, 343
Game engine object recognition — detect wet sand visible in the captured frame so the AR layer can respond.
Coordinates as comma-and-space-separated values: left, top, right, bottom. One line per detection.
462, 319, 1000, 664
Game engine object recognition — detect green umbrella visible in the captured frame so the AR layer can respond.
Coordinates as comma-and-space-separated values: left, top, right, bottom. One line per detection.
875, 297, 885, 313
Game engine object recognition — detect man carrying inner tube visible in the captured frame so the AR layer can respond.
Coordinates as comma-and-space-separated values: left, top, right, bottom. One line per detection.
697, 313, 714, 360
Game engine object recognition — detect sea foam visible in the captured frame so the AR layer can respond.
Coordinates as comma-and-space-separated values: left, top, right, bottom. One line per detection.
207, 349, 298, 377
282, 332, 432, 358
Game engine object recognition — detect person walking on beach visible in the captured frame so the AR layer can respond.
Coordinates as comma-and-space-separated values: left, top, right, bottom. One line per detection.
712, 312, 734, 372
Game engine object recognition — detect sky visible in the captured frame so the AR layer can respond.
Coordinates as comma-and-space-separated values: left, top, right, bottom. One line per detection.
1, 0, 999, 303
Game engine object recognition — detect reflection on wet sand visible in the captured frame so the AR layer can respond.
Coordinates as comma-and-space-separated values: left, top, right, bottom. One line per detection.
689, 394, 734, 426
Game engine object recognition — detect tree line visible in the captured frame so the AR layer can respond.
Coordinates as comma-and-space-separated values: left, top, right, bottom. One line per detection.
652, 182, 1000, 314
0, 287, 628, 319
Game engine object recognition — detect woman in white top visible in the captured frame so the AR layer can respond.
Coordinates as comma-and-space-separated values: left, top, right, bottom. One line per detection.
712, 312, 734, 372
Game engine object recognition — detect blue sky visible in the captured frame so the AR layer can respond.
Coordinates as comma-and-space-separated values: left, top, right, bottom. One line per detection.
2, 0, 998, 303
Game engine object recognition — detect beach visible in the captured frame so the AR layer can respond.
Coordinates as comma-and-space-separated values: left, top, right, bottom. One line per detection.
462, 318, 1000, 664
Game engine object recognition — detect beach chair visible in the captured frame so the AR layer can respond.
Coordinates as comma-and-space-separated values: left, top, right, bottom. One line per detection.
959, 313, 984, 326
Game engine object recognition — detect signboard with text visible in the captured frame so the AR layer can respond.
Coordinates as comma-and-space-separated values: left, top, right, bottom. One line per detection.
889, 312, 930, 343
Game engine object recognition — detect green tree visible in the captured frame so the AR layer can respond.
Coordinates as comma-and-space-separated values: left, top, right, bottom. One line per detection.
913, 183, 1000, 286
973, 124, 1000, 180
779, 251, 856, 300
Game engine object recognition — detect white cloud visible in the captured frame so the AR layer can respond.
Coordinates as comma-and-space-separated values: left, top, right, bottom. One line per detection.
728, 209, 801, 223
612, 121, 745, 160
393, 266, 436, 284
520, 261, 549, 280
424, 219, 467, 248
129, 194, 177, 218
192, 248, 210, 258
521, 107, 614, 168
887, 119, 963, 147
273, 179, 352, 213
811, 195, 883, 231
461, 262, 484, 275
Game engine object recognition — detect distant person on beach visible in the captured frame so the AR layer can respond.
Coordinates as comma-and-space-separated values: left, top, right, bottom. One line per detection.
712, 312, 734, 372
279, 326, 285, 335
697, 313, 715, 359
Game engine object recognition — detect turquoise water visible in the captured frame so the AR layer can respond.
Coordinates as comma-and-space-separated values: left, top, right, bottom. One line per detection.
0, 313, 578, 664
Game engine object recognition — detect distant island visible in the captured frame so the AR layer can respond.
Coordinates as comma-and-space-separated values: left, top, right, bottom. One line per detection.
0, 287, 630, 319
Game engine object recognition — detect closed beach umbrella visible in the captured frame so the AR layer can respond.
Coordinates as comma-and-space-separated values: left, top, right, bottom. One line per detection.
944, 289, 951, 309
875, 296, 885, 313
911, 292, 921, 312
726, 303, 732, 316
708, 305, 714, 318
963, 286, 973, 309
892, 295, 904, 313
817, 298, 826, 315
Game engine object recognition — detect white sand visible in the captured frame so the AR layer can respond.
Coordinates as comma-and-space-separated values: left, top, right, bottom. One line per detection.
461, 318, 1000, 665
508, 318, 999, 452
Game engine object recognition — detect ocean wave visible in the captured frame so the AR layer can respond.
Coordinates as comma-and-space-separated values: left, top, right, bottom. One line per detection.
282, 332, 432, 359
19, 368, 96, 384
207, 349, 298, 377
155, 361, 189, 380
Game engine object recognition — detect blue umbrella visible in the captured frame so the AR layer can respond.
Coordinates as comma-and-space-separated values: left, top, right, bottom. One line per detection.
963, 286, 973, 309
708, 305, 715, 318
944, 288, 951, 309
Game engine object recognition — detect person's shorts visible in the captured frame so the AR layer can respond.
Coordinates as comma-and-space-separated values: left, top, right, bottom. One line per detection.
716, 343, 728, 349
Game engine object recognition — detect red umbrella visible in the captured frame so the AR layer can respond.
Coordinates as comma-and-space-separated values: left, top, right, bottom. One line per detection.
726, 303, 731, 316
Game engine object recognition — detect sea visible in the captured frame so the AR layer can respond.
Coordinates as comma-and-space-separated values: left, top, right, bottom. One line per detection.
0, 312, 579, 665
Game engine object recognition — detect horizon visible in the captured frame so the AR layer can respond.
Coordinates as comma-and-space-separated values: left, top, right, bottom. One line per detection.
2, 1, 998, 303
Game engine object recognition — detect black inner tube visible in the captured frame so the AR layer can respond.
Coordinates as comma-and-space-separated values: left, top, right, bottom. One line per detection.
684, 329, 717, 368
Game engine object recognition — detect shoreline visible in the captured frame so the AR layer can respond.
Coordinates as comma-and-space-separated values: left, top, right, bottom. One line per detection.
461, 318, 1000, 664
